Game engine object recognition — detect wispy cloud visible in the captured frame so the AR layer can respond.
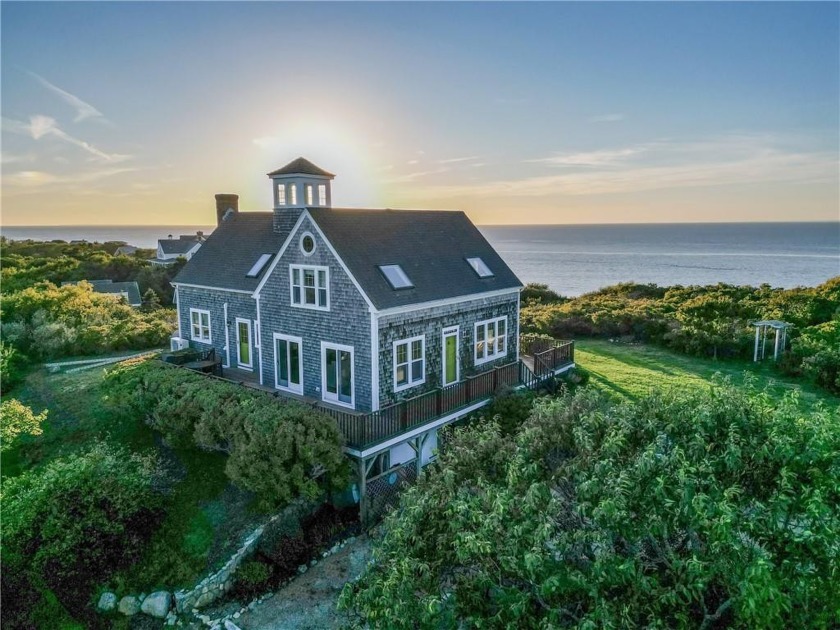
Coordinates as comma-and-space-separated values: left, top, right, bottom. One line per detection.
3, 166, 138, 191
530, 147, 648, 167
399, 134, 837, 199
588, 113, 625, 123
5, 115, 130, 162
438, 155, 481, 164
383, 168, 449, 184
28, 71, 107, 124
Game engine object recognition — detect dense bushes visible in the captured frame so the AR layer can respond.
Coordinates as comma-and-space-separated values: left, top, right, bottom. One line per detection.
341, 383, 840, 628
1, 237, 182, 304
1, 282, 173, 363
522, 278, 840, 393
103, 359, 348, 508
1, 443, 163, 627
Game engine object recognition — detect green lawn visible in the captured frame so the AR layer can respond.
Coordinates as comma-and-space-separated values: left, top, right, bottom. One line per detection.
574, 339, 838, 412
3, 364, 259, 597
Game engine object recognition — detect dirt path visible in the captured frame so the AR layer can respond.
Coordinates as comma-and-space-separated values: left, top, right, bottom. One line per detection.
235, 535, 372, 630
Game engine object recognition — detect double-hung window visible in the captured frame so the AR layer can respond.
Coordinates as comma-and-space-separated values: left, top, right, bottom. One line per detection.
394, 335, 425, 391
474, 316, 507, 364
190, 308, 211, 343
290, 265, 329, 310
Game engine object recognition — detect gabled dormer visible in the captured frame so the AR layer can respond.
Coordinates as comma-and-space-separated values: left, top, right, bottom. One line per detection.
268, 157, 334, 234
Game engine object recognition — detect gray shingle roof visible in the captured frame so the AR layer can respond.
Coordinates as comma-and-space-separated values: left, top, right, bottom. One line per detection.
64, 279, 142, 306
267, 157, 335, 178
310, 208, 522, 309
173, 208, 522, 309
172, 213, 284, 292
159, 238, 201, 255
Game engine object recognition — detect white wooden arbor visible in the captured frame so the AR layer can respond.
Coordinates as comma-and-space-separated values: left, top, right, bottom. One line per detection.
752, 320, 792, 362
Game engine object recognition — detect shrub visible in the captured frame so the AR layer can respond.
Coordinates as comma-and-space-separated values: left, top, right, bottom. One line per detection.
233, 560, 273, 599
1, 442, 162, 625
341, 383, 840, 628
103, 359, 349, 509
0, 340, 29, 393
0, 399, 47, 451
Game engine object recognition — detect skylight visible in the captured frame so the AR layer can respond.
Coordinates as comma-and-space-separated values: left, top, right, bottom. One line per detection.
246, 253, 273, 278
466, 257, 494, 278
379, 264, 414, 289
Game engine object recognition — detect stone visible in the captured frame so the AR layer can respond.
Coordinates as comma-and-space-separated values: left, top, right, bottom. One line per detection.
97, 591, 118, 612
224, 621, 242, 630
331, 544, 340, 554
233, 611, 241, 619
118, 595, 141, 616
264, 593, 274, 600
141, 591, 172, 618
297, 564, 308, 574
309, 559, 317, 567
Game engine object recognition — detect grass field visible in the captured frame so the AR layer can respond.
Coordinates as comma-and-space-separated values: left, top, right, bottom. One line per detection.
574, 339, 838, 411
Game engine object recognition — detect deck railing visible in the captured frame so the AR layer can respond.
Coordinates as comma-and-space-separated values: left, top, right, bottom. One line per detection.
176, 336, 574, 451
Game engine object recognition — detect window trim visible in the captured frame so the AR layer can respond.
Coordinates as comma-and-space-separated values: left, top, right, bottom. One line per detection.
289, 264, 330, 311
235, 317, 253, 370
393, 334, 426, 393
299, 231, 316, 257
189, 308, 212, 343
305, 184, 314, 205
317, 184, 327, 206
474, 316, 507, 365
321, 341, 355, 409
441, 325, 460, 387
277, 183, 286, 206
273, 333, 303, 394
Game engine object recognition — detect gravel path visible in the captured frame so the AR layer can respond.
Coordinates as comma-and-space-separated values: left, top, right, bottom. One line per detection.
235, 535, 372, 630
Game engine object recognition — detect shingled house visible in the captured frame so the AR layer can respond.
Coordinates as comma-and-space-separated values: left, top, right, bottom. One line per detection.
172, 158, 573, 517
150, 232, 206, 266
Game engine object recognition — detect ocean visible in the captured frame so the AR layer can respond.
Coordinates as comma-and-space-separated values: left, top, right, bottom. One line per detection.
3, 222, 838, 297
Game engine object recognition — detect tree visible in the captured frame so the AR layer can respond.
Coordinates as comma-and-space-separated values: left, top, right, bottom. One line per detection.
142, 287, 162, 311
0, 399, 47, 451
341, 383, 840, 628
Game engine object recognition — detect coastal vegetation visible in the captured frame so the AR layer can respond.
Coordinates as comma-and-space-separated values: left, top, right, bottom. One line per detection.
521, 278, 840, 394
0, 238, 180, 394
103, 358, 349, 508
341, 383, 840, 628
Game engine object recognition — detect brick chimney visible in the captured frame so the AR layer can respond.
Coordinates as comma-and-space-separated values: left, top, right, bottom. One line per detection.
215, 194, 239, 225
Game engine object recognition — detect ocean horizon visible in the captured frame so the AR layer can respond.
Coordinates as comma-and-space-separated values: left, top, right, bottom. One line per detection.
3, 221, 838, 297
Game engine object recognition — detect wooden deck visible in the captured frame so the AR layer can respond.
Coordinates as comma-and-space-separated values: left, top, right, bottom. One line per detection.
179, 337, 573, 452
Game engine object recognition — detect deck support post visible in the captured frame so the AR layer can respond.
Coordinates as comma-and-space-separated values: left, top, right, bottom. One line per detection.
357, 457, 368, 527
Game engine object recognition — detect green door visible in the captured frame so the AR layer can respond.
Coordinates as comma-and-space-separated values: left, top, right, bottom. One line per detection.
443, 328, 459, 386
237, 320, 251, 367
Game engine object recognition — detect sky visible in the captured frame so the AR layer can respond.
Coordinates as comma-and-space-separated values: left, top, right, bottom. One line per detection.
1, 1, 838, 227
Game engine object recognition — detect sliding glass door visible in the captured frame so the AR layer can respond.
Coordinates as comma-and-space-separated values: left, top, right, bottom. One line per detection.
322, 342, 353, 408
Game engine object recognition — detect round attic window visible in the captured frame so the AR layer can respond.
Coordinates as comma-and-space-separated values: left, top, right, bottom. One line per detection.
300, 232, 316, 256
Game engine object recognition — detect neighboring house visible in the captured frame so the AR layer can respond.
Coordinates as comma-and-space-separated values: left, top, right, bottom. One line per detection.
114, 244, 138, 256
172, 157, 574, 518
63, 279, 142, 307
149, 232, 206, 266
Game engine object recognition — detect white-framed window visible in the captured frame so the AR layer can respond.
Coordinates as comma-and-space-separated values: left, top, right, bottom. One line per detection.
289, 183, 298, 205
474, 316, 507, 365
379, 264, 413, 289
290, 265, 329, 310
190, 308, 211, 343
322, 341, 354, 409
305, 184, 314, 205
299, 232, 316, 256
318, 184, 327, 206
393, 335, 425, 392
277, 184, 286, 206
274, 333, 303, 394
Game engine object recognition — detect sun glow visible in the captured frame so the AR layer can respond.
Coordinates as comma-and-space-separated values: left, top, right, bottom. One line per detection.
251, 119, 381, 209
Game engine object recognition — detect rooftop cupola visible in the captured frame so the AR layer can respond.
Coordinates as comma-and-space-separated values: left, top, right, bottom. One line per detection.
268, 157, 334, 233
